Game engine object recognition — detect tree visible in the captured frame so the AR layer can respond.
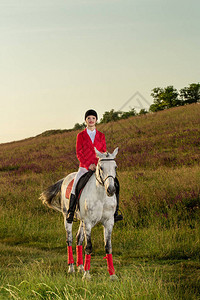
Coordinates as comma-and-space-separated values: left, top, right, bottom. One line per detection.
139, 108, 148, 115
100, 109, 121, 123
73, 122, 85, 130
149, 86, 180, 112
180, 83, 200, 105
120, 108, 137, 119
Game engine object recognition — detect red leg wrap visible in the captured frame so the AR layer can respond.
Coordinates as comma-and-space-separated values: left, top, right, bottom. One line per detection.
67, 246, 74, 265
104, 254, 115, 275
84, 254, 91, 271
76, 245, 83, 266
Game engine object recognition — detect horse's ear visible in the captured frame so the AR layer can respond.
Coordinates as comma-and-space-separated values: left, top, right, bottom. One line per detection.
94, 147, 104, 158
112, 147, 118, 158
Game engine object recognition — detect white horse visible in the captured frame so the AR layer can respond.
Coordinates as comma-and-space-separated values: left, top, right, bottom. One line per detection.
40, 147, 119, 280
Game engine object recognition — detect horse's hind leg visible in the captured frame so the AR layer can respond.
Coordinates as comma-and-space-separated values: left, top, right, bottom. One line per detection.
103, 221, 118, 280
64, 217, 75, 273
76, 221, 84, 273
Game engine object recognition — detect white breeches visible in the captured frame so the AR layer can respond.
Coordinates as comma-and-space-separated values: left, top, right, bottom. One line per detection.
71, 167, 88, 195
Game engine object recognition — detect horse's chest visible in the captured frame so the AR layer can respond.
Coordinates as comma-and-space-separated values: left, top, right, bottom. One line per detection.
85, 199, 102, 214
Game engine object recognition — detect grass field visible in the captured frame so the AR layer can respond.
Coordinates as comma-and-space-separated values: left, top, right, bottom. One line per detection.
0, 104, 200, 299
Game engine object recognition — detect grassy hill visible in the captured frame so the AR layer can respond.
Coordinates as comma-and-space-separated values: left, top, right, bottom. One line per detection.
0, 103, 200, 299
1, 103, 200, 172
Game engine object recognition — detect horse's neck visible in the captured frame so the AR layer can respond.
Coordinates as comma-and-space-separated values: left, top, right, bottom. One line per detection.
94, 173, 105, 198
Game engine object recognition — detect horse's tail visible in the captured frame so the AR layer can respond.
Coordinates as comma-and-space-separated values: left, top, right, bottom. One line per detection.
40, 178, 64, 212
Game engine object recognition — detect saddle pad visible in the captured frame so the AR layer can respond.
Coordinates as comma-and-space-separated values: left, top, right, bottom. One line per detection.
65, 170, 94, 200
65, 178, 85, 200
65, 179, 74, 199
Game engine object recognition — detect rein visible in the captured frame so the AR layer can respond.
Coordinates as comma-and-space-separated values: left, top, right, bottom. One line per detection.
96, 158, 116, 186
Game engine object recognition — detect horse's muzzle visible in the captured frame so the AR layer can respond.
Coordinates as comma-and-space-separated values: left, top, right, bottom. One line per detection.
106, 185, 116, 197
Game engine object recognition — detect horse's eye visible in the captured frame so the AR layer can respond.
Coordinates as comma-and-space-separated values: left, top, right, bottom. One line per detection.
100, 166, 103, 171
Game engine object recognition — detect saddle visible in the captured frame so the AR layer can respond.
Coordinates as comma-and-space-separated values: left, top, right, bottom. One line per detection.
65, 170, 94, 200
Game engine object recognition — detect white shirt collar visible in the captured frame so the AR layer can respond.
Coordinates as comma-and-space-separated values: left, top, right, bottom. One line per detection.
87, 128, 96, 134
86, 128, 96, 143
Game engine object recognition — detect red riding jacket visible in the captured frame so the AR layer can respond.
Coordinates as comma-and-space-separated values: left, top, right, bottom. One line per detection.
76, 128, 106, 170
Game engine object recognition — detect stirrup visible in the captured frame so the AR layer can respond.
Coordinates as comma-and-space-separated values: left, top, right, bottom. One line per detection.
114, 210, 123, 223
114, 214, 123, 222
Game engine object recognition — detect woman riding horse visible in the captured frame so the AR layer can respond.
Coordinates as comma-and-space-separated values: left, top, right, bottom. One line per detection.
67, 109, 123, 224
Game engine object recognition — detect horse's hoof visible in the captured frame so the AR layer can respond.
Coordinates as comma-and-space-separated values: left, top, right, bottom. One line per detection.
68, 264, 75, 274
110, 274, 118, 281
77, 264, 84, 273
82, 271, 91, 281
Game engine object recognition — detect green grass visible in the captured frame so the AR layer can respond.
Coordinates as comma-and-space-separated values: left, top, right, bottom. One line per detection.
0, 250, 177, 300
0, 179, 199, 300
0, 104, 200, 299
0, 224, 199, 299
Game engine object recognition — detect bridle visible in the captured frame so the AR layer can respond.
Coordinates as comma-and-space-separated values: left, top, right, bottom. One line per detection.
95, 158, 116, 186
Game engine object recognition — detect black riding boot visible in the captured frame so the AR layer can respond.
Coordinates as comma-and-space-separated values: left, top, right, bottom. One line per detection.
114, 178, 123, 223
66, 193, 77, 223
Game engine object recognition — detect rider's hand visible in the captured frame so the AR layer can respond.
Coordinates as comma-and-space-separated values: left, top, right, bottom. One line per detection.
89, 164, 96, 171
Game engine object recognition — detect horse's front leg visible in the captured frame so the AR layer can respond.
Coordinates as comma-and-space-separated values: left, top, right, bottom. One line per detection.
76, 221, 85, 273
103, 220, 118, 280
64, 217, 75, 273
82, 222, 92, 280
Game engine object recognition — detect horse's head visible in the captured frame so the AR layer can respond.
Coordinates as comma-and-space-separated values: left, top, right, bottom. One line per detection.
94, 147, 118, 197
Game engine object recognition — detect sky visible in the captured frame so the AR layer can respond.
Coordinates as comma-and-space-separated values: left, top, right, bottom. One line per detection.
1, 0, 199, 143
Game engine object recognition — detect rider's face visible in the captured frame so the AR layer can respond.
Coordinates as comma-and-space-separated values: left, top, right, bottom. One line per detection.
85, 115, 97, 128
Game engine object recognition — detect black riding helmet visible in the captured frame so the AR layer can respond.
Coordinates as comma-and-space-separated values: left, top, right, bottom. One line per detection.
85, 109, 98, 120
